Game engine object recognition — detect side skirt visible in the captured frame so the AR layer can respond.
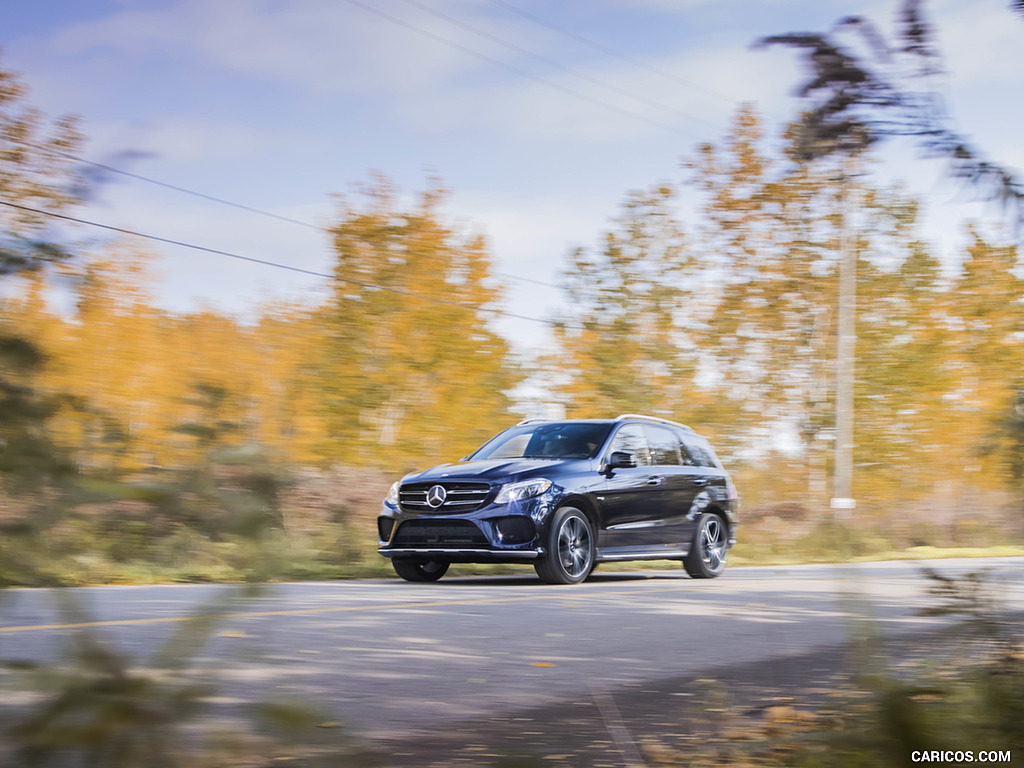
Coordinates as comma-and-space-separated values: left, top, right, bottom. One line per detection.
595, 544, 689, 562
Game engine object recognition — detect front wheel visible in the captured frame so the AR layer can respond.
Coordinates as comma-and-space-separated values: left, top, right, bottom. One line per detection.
683, 512, 727, 579
535, 507, 595, 585
392, 558, 450, 582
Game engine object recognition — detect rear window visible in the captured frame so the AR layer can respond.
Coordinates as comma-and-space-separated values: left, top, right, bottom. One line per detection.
683, 434, 721, 468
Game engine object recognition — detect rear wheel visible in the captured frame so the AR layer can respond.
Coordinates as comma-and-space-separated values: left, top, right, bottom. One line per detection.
392, 558, 450, 582
535, 507, 595, 585
683, 512, 727, 579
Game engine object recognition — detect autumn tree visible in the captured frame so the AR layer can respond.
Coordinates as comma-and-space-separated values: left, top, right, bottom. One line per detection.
942, 230, 1024, 493
249, 302, 335, 465
0, 52, 83, 271
758, 0, 1024, 508
552, 183, 696, 419
681, 106, 1024, 516
685, 105, 836, 446
322, 176, 520, 469
0, 54, 84, 488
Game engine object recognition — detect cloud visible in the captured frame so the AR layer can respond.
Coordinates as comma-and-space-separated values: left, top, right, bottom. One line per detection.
111, 118, 275, 163
21, 0, 817, 147
46, 0, 550, 99
607, 0, 802, 7
34, 0, 769, 144
424, 29, 802, 145
935, 0, 1024, 86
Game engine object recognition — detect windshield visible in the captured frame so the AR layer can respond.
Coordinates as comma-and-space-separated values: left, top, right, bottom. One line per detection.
469, 422, 612, 461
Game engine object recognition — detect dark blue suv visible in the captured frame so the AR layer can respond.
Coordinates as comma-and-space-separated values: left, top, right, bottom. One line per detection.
377, 415, 738, 584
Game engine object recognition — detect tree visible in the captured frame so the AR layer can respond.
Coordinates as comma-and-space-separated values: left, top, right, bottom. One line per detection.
0, 54, 84, 486
250, 302, 335, 465
757, 0, 1023, 235
683, 107, 973, 510
944, 230, 1024, 493
0, 55, 87, 585
0, 51, 84, 272
552, 183, 696, 419
322, 175, 520, 468
753, 0, 1022, 511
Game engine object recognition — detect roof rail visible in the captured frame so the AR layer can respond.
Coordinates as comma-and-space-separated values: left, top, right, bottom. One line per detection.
615, 413, 694, 432
516, 418, 550, 426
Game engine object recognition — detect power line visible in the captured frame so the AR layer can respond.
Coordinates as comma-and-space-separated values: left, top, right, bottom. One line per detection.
486, 0, 736, 108
340, 0, 687, 136
36, 142, 322, 232
22, 140, 565, 292
11, 5, 737, 307
0, 199, 561, 328
393, 0, 721, 133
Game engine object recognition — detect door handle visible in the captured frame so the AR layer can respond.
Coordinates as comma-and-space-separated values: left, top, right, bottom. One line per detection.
692, 477, 708, 486
645, 476, 664, 486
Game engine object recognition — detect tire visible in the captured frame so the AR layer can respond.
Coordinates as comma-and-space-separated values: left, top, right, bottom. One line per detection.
683, 512, 728, 579
535, 507, 595, 585
392, 558, 450, 582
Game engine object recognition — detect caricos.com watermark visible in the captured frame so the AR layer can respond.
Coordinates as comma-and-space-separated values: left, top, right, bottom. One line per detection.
911, 751, 1012, 764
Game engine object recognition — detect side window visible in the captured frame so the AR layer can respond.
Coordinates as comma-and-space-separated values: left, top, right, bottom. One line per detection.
644, 424, 682, 465
608, 425, 651, 466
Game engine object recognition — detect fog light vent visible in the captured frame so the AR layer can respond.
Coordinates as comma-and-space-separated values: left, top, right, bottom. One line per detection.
495, 516, 536, 544
377, 517, 395, 541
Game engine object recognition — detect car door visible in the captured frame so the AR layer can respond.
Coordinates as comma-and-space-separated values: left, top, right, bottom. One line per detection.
633, 423, 701, 548
599, 423, 670, 549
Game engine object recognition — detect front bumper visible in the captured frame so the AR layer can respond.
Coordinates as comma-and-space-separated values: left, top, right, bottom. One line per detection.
377, 493, 554, 563
378, 547, 541, 561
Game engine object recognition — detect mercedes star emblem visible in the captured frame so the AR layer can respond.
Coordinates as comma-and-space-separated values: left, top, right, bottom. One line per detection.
426, 485, 447, 509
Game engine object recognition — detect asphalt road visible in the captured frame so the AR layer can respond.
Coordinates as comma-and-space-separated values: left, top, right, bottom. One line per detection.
2, 558, 1023, 764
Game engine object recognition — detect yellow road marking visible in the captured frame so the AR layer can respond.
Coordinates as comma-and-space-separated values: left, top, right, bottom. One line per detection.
0, 583, 726, 634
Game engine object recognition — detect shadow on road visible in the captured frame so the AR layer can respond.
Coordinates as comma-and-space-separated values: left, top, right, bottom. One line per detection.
431, 569, 690, 587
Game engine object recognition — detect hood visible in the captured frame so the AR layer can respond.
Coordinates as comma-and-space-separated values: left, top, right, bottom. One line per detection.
404, 458, 575, 484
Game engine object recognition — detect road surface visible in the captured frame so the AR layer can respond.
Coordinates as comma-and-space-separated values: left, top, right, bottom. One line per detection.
2, 558, 1022, 764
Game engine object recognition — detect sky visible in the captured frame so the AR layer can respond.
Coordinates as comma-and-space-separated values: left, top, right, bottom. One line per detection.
2, 0, 1023, 354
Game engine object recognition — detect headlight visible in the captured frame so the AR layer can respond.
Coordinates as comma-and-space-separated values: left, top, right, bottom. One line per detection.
495, 478, 552, 505
385, 481, 400, 506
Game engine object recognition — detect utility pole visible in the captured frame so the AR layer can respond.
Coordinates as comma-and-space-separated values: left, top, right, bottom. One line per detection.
832, 169, 856, 519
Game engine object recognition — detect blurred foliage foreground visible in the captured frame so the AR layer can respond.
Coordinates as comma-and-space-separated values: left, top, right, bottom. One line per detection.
0, 587, 383, 768
0, 446, 396, 588
633, 568, 1023, 768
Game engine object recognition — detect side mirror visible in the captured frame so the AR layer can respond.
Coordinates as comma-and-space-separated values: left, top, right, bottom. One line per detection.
607, 451, 638, 470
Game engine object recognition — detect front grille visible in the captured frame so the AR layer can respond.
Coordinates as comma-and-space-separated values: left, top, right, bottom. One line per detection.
399, 482, 491, 513
495, 516, 536, 544
392, 520, 488, 548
